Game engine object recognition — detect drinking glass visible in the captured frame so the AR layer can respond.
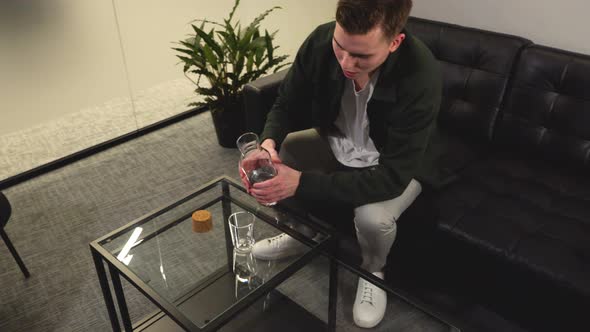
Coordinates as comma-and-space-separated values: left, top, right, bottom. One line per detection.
233, 251, 258, 299
228, 211, 255, 254
236, 132, 277, 206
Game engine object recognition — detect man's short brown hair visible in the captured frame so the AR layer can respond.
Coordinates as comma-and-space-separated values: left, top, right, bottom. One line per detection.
336, 0, 413, 39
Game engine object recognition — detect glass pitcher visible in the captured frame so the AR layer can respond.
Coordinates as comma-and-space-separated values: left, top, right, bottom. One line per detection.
236, 132, 277, 190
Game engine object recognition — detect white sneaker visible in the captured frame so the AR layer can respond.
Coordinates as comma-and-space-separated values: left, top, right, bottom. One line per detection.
353, 272, 387, 328
251, 233, 307, 260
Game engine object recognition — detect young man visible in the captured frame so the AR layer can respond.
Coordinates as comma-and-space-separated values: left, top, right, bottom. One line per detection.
242, 0, 441, 328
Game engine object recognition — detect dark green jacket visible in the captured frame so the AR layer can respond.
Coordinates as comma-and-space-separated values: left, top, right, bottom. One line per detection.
261, 21, 443, 207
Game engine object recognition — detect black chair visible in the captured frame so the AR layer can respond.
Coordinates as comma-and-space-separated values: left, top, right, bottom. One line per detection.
0, 192, 30, 278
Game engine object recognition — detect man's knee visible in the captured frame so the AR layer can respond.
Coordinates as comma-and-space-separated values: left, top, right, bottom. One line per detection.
281, 129, 317, 152
354, 203, 398, 237
280, 129, 326, 170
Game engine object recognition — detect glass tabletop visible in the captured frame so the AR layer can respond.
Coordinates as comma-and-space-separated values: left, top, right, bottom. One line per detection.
95, 177, 331, 330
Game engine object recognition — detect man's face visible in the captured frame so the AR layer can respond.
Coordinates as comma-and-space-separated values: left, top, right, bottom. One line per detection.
332, 22, 405, 80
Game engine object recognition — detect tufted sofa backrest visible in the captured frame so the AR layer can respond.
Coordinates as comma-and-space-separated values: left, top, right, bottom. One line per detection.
406, 17, 530, 143
495, 46, 590, 168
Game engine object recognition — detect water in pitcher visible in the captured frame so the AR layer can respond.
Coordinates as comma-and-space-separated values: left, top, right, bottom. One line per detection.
247, 165, 277, 184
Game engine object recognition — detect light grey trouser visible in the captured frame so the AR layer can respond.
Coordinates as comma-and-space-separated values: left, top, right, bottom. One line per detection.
280, 129, 422, 273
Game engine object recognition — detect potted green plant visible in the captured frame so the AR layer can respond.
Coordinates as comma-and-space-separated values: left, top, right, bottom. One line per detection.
174, 0, 290, 147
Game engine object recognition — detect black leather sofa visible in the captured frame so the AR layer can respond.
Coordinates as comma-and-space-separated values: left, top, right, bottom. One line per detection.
243, 17, 590, 331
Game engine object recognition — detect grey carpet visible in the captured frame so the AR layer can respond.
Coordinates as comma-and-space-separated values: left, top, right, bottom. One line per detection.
0, 112, 455, 331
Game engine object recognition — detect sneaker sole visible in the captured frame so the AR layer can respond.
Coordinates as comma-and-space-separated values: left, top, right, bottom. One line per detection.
251, 248, 305, 261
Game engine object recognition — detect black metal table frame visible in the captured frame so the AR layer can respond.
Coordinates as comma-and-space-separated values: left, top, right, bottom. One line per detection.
90, 176, 339, 332
91, 176, 460, 331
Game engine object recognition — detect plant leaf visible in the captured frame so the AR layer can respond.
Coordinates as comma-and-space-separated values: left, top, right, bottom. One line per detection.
246, 52, 254, 73
228, 0, 241, 22
189, 21, 206, 48
202, 44, 218, 69
246, 6, 281, 31
175, 1, 287, 111
179, 40, 196, 51
255, 45, 265, 66
190, 69, 217, 82
188, 101, 205, 108
264, 30, 274, 60
216, 31, 234, 51
234, 50, 245, 77
172, 47, 195, 57
175, 55, 195, 70
273, 63, 291, 73
190, 19, 224, 29
251, 36, 266, 49
238, 27, 256, 50
193, 25, 224, 59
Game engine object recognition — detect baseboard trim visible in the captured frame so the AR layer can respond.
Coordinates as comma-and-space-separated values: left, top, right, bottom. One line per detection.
0, 106, 208, 191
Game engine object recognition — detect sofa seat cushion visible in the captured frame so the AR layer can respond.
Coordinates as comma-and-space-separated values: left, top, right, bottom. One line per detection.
434, 155, 590, 297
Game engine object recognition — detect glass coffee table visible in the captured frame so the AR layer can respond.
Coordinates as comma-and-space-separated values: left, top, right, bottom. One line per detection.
90, 176, 460, 331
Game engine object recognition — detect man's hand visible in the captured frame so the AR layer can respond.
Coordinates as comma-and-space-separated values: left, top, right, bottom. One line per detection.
239, 138, 281, 193
250, 163, 301, 205
261, 139, 281, 164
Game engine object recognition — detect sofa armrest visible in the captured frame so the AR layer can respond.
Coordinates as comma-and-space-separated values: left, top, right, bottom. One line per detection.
243, 69, 289, 135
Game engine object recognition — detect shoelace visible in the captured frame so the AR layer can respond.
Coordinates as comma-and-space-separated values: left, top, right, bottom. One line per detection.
267, 234, 288, 248
360, 281, 375, 306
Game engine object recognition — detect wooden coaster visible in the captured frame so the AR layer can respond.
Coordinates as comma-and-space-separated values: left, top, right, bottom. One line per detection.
192, 210, 212, 233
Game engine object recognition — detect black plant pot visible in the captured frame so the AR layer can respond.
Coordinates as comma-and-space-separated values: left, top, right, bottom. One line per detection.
210, 108, 245, 148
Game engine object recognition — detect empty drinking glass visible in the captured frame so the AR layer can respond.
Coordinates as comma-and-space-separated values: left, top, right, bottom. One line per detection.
228, 211, 255, 254
233, 251, 258, 299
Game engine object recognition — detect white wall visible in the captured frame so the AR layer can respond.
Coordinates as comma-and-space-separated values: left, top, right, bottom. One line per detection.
412, 0, 590, 55
115, 0, 337, 95
4, 1, 587, 136
0, 1, 129, 135
0, 0, 337, 136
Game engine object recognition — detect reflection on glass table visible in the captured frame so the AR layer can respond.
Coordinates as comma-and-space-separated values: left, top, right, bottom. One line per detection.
90, 176, 331, 332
